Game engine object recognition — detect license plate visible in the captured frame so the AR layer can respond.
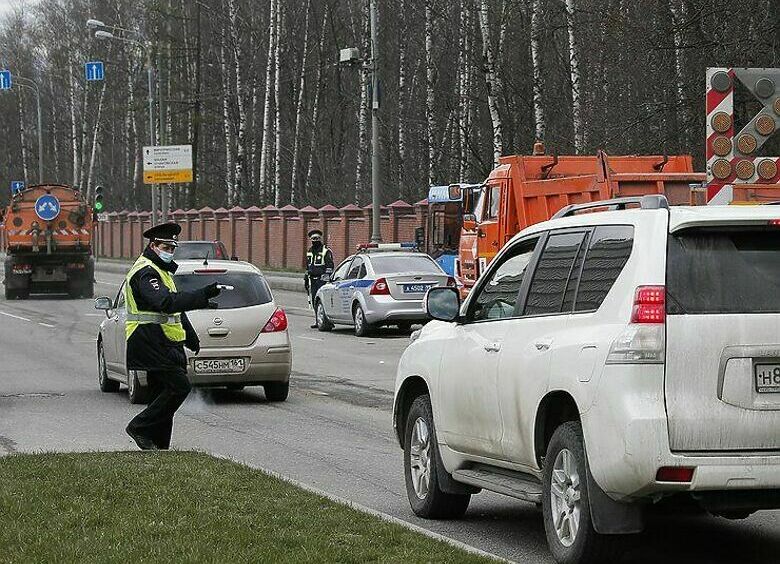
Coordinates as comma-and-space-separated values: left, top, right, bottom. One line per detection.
403, 284, 433, 294
194, 358, 246, 375
754, 364, 780, 393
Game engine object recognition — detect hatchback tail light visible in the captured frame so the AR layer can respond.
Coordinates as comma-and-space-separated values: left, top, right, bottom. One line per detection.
262, 308, 288, 333
370, 278, 390, 295
607, 285, 666, 364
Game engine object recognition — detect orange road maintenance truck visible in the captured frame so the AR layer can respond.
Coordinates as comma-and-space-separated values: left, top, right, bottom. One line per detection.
1, 184, 95, 299
456, 146, 705, 291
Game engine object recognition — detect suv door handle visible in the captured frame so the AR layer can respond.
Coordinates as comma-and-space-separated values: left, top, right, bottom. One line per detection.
484, 343, 501, 353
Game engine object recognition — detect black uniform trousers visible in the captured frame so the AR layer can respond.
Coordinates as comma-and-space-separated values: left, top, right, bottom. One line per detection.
309, 278, 326, 304
127, 367, 192, 449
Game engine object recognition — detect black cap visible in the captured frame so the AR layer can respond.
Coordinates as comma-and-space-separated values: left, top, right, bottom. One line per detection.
308, 229, 323, 239
143, 222, 181, 246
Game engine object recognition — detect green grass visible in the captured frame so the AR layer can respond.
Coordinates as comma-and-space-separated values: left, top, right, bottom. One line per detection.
0, 451, 493, 563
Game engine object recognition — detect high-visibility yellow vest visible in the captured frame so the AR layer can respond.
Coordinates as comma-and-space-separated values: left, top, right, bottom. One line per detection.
124, 256, 186, 343
307, 247, 330, 266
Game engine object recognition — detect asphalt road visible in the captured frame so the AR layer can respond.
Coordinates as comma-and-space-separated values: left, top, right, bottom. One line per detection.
1, 269, 778, 563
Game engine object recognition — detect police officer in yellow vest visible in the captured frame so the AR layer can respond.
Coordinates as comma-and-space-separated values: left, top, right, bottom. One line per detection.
304, 229, 334, 328
124, 222, 221, 450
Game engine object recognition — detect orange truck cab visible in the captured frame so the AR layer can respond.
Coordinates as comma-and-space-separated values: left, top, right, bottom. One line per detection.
2, 184, 95, 299
457, 149, 705, 291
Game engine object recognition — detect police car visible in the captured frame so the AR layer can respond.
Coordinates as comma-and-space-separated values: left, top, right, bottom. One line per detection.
314, 243, 455, 336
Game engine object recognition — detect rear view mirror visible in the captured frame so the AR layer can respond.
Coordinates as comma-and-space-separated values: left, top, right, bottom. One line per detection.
426, 287, 461, 322
94, 296, 112, 315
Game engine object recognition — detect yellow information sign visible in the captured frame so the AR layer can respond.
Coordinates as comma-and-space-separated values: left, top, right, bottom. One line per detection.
143, 169, 194, 185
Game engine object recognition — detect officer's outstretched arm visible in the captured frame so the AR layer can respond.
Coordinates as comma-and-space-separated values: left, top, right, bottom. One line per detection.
131, 268, 210, 314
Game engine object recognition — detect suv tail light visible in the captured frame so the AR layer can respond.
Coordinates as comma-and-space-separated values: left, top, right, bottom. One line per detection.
607, 285, 666, 364
656, 466, 695, 483
262, 308, 288, 333
370, 278, 390, 295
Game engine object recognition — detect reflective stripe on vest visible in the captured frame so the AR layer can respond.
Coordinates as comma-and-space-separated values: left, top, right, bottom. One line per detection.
124, 256, 186, 343
307, 248, 330, 266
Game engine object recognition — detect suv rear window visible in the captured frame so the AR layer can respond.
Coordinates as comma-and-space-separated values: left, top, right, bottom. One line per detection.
574, 226, 634, 312
667, 228, 780, 314
175, 272, 272, 309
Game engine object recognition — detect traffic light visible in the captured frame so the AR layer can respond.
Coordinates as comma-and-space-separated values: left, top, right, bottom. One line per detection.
93, 185, 104, 213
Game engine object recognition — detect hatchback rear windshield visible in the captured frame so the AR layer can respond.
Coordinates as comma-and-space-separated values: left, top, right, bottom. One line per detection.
369, 255, 442, 275
667, 228, 780, 314
175, 272, 272, 309
175, 242, 225, 260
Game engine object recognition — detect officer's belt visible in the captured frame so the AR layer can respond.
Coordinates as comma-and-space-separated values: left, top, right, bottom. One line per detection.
126, 312, 182, 324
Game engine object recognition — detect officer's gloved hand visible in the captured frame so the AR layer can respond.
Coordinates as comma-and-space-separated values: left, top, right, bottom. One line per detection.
204, 282, 221, 299
187, 338, 201, 355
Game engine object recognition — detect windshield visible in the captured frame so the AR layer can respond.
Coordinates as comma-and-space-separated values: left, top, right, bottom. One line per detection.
667, 228, 780, 314
369, 255, 442, 275
175, 272, 272, 309
176, 242, 224, 260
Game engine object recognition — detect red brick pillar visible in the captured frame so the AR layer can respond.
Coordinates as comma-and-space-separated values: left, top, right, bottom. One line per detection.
260, 206, 279, 267
279, 205, 299, 269
118, 211, 128, 258
318, 205, 340, 261
199, 207, 214, 240
108, 212, 118, 257
214, 207, 229, 245
245, 206, 262, 264
299, 206, 320, 270
227, 207, 245, 259
184, 209, 198, 240
339, 204, 364, 256
388, 200, 414, 242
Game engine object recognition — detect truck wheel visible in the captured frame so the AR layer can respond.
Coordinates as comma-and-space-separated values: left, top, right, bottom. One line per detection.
316, 300, 334, 332
98, 341, 120, 393
353, 304, 373, 337
542, 422, 619, 564
404, 394, 470, 519
127, 371, 149, 404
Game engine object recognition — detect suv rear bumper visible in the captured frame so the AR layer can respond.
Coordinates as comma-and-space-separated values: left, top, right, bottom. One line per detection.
583, 364, 780, 503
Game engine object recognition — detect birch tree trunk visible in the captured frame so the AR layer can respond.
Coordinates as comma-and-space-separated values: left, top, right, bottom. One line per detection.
228, 0, 247, 204
220, 19, 235, 205
669, 0, 686, 147
458, 0, 473, 181
354, 0, 370, 205
564, 0, 583, 152
305, 8, 329, 198
397, 0, 407, 198
425, 0, 437, 185
289, 0, 312, 206
478, 0, 504, 166
530, 0, 546, 142
17, 92, 29, 182
69, 64, 80, 188
259, 0, 277, 204
273, 1, 283, 206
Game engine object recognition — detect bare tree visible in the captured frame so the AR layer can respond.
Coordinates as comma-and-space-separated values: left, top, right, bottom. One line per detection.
478, 0, 503, 165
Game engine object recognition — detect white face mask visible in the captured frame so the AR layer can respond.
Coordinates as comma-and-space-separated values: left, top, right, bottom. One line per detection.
157, 248, 175, 263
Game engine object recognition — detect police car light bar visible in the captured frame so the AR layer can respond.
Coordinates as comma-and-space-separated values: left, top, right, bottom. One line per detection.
357, 242, 418, 251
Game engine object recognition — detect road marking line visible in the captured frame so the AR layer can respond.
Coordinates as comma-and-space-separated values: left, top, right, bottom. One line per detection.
38, 322, 55, 328
0, 311, 31, 322
297, 336, 324, 342
96, 279, 120, 287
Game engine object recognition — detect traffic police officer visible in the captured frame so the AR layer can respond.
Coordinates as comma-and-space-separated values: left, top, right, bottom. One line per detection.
304, 229, 334, 328
124, 222, 221, 450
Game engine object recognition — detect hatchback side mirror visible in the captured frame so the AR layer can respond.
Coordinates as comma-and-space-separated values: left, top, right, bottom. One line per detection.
94, 296, 113, 316
425, 287, 461, 322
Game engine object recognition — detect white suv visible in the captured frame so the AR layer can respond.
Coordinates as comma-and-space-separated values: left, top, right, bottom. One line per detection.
393, 196, 780, 564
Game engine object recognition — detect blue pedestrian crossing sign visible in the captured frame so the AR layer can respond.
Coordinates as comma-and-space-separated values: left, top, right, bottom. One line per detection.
35, 194, 61, 221
0, 70, 11, 90
85, 61, 104, 81
11, 181, 24, 193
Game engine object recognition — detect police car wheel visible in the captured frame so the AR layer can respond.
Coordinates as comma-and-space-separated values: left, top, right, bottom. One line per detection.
98, 341, 120, 393
316, 300, 333, 332
353, 305, 373, 337
128, 371, 149, 404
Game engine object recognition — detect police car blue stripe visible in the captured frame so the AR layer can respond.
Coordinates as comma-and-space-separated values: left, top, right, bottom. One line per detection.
336, 279, 375, 289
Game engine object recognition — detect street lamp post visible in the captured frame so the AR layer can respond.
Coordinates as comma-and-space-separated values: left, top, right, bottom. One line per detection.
90, 19, 160, 226
15, 76, 43, 184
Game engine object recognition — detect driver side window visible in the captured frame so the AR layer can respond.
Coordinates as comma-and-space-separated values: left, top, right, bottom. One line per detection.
346, 257, 364, 280
469, 238, 539, 322
331, 259, 352, 282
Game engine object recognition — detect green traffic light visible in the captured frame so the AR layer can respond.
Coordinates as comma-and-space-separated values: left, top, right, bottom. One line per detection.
94, 201, 104, 212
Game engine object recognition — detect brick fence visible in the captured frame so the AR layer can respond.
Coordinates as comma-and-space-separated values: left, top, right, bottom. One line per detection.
86, 200, 429, 270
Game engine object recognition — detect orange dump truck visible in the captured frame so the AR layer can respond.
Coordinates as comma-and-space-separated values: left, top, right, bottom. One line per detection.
457, 148, 706, 290
1, 184, 95, 299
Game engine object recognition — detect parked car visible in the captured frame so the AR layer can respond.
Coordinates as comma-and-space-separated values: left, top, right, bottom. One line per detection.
314, 244, 455, 336
393, 196, 780, 564
175, 240, 234, 261
95, 260, 291, 403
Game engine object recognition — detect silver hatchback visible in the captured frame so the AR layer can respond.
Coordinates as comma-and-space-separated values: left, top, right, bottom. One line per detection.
314, 248, 454, 336
95, 260, 292, 403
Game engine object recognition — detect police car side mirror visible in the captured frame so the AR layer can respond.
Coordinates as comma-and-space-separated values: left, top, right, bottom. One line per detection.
94, 296, 113, 315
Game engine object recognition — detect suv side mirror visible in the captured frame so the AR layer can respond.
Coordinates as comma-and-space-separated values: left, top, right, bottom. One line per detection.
426, 287, 461, 322
94, 296, 113, 316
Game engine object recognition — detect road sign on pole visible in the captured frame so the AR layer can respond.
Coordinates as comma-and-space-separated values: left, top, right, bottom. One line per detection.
11, 181, 24, 193
0, 70, 11, 90
85, 61, 104, 81
143, 145, 194, 184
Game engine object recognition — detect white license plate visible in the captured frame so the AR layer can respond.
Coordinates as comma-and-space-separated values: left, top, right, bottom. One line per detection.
754, 364, 780, 393
403, 284, 433, 294
194, 358, 246, 375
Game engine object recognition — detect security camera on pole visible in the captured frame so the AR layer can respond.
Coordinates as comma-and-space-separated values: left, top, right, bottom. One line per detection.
339, 0, 382, 243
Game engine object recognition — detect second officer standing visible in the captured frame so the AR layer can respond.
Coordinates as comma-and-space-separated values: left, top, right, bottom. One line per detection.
304, 229, 334, 329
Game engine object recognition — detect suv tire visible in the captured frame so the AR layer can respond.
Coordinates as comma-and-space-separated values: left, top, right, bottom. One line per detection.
98, 341, 120, 393
542, 421, 618, 564
404, 394, 470, 519
316, 300, 334, 332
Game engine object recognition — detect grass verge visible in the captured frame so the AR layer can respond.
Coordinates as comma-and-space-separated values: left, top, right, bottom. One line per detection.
0, 451, 494, 563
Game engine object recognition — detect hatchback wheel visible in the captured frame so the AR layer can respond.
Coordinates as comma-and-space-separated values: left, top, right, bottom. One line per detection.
403, 394, 470, 519
264, 382, 289, 402
316, 300, 333, 332
542, 422, 617, 564
128, 371, 149, 405
353, 304, 373, 337
97, 341, 120, 393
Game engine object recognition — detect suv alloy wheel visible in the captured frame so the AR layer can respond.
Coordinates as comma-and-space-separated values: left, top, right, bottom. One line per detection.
403, 395, 470, 519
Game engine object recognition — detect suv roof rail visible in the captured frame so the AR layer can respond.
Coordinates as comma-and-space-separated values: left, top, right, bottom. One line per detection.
551, 195, 669, 220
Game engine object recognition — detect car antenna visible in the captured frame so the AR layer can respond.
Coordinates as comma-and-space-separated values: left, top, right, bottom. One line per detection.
203, 251, 210, 267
